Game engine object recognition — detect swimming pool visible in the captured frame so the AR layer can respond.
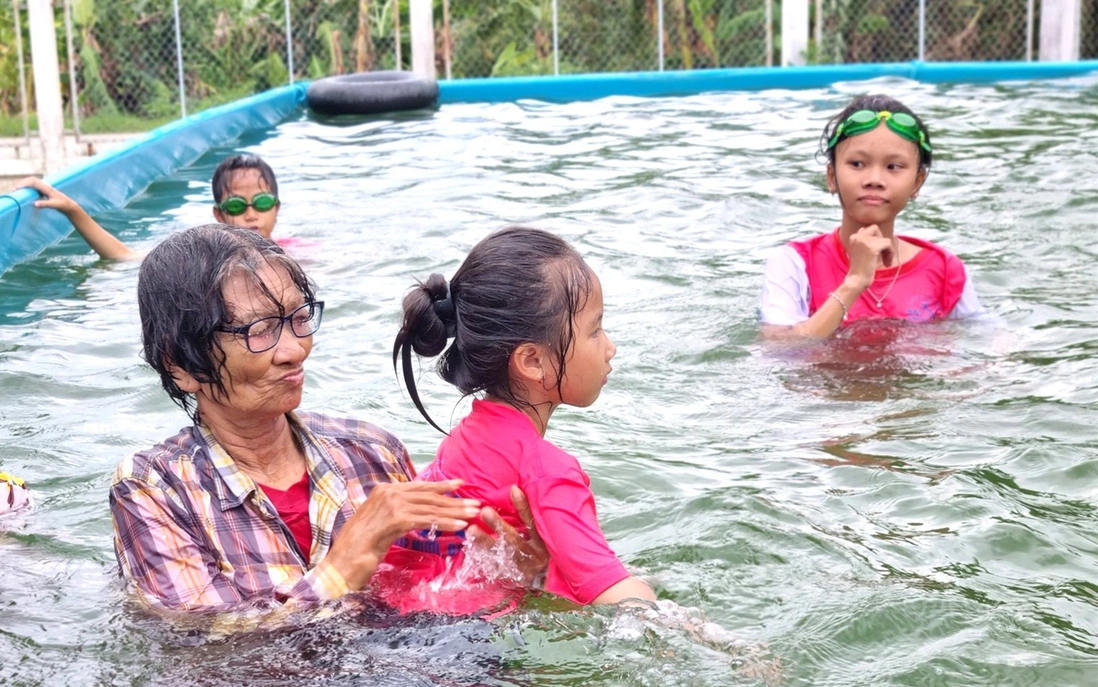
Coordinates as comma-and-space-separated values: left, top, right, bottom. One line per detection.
1, 75, 1096, 686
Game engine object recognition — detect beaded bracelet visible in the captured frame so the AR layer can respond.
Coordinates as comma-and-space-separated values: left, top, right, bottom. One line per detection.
827, 291, 849, 320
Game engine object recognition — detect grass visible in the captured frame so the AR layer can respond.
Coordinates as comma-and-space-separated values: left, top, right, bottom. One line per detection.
0, 112, 174, 137
0, 89, 259, 137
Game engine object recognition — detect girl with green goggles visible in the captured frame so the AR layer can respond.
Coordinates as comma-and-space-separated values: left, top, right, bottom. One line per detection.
758, 94, 984, 340
214, 192, 279, 216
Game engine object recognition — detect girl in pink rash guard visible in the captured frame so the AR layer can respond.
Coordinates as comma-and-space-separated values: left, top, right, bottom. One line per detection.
383, 226, 655, 614
759, 94, 984, 340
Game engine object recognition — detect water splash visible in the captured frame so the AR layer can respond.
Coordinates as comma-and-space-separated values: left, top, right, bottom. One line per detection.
371, 530, 528, 616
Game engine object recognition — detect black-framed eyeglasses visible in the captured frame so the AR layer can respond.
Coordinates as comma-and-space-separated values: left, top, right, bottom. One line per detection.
218, 301, 325, 353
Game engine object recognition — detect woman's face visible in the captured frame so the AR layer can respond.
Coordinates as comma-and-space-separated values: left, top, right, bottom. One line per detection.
193, 261, 313, 422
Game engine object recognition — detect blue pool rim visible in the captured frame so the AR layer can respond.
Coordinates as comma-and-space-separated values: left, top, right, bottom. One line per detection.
1, 60, 1096, 274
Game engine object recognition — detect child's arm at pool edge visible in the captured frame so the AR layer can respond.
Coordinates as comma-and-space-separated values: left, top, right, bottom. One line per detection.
18, 177, 137, 261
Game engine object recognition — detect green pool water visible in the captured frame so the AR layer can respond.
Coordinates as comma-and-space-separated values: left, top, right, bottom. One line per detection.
1, 75, 1096, 686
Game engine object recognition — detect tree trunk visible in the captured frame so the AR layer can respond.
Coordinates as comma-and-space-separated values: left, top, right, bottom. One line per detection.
354, 0, 375, 72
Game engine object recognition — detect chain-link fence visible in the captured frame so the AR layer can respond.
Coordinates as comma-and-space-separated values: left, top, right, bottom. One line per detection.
819, 0, 1039, 63
1, 0, 407, 138
445, 0, 774, 76
2, 0, 1096, 139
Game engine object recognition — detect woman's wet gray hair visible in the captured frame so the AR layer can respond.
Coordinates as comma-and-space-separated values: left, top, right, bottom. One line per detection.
137, 224, 315, 421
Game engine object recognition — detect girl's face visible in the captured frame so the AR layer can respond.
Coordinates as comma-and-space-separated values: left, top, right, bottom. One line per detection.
212, 169, 280, 239
827, 123, 927, 227
550, 273, 616, 408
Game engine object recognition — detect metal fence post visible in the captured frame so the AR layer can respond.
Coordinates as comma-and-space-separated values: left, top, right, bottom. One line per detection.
443, 0, 452, 79
781, 0, 809, 66
27, 0, 65, 172
1026, 0, 1034, 61
814, 0, 822, 60
63, 0, 79, 139
918, 0, 926, 60
552, 0, 559, 75
657, 0, 664, 71
765, 0, 773, 66
284, 0, 294, 83
1039, 0, 1082, 60
409, 0, 435, 78
13, 0, 31, 151
172, 0, 186, 118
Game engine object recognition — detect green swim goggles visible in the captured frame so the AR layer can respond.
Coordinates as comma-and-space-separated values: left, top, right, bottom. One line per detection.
215, 192, 279, 216
828, 110, 932, 153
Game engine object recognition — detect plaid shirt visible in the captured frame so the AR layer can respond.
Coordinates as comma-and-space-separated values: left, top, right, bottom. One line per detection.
110, 411, 413, 613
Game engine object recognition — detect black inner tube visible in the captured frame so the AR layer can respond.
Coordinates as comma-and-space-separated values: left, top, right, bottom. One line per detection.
306, 71, 439, 116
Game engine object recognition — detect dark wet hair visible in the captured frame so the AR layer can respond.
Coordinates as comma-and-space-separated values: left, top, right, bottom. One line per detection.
819, 94, 933, 170
211, 154, 279, 203
393, 226, 595, 434
138, 224, 315, 421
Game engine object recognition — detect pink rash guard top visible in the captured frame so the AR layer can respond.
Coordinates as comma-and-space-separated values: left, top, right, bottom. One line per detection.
791, 230, 968, 323
389, 399, 631, 609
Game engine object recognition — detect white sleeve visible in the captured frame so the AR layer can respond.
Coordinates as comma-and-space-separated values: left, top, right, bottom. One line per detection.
759, 245, 810, 325
948, 266, 986, 319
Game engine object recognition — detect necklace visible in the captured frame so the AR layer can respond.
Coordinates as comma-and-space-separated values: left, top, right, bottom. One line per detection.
864, 240, 902, 308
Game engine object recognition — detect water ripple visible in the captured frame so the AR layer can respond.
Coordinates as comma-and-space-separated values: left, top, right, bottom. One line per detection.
1, 75, 1096, 685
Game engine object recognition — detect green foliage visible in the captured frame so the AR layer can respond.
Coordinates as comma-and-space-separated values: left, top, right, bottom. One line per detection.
0, 110, 173, 136
491, 41, 552, 76
254, 52, 290, 90
717, 8, 771, 67
141, 79, 179, 120
312, 21, 341, 78
857, 13, 889, 35
817, 0, 1037, 63
451, 0, 550, 77
77, 37, 118, 116
0, 3, 29, 117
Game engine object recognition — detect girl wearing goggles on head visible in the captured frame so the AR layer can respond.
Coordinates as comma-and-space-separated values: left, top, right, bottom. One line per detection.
17, 154, 287, 261
759, 94, 984, 339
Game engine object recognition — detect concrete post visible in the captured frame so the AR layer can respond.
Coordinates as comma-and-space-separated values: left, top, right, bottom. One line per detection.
410, 0, 435, 79
781, 0, 809, 66
27, 0, 65, 173
1039, 0, 1081, 61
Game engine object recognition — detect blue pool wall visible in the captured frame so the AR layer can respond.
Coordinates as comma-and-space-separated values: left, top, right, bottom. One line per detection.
1, 60, 1096, 274
0, 84, 307, 274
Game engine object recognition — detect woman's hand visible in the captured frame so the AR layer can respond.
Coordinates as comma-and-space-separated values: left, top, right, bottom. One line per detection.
844, 224, 895, 290
467, 485, 549, 587
326, 479, 481, 590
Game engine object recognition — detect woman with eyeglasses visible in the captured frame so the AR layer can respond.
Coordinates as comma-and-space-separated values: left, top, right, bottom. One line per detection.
110, 225, 547, 613
759, 94, 985, 339
17, 154, 291, 261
